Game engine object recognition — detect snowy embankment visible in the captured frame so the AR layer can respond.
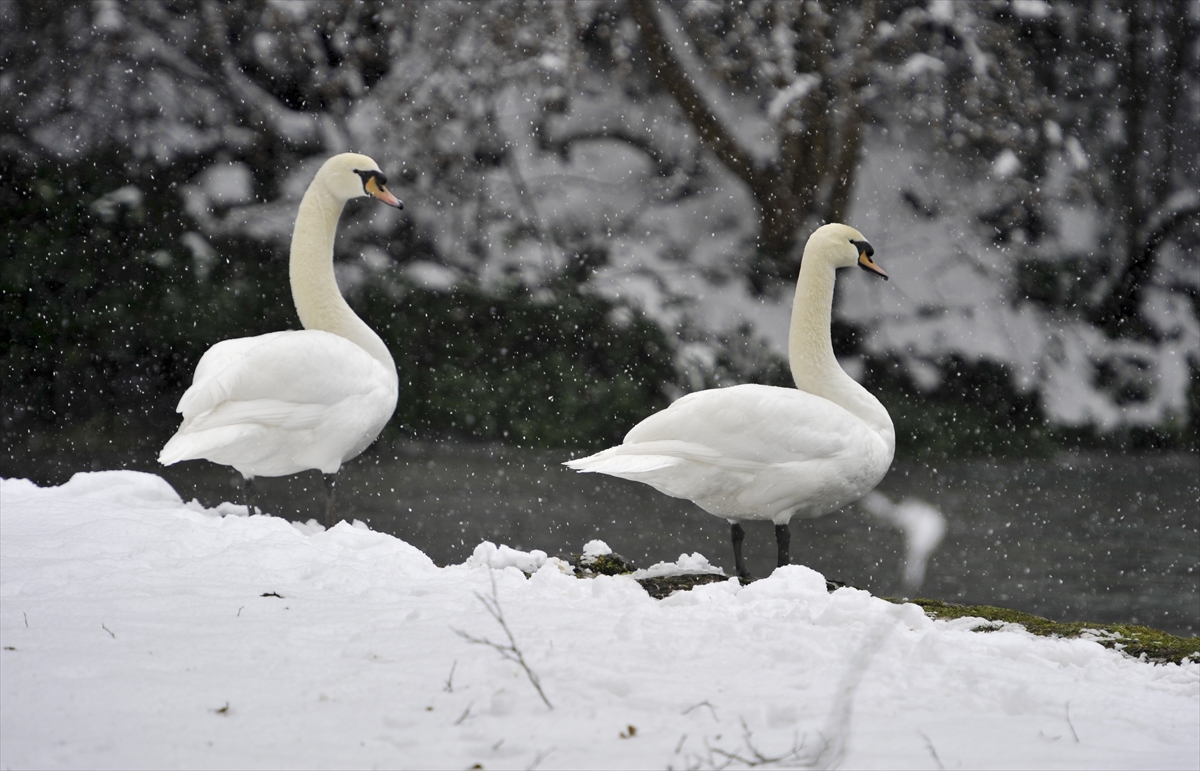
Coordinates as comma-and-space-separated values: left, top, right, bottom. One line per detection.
2, 472, 1197, 770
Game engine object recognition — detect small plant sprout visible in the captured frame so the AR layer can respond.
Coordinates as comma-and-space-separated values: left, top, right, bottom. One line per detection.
453, 571, 553, 710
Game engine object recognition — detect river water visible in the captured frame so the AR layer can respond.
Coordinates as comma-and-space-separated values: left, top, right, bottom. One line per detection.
5, 438, 1197, 637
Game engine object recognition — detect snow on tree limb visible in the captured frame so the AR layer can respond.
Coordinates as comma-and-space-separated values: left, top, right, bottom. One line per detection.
627, 0, 767, 183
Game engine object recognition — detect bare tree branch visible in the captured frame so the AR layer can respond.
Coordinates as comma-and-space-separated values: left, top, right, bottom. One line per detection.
1094, 189, 1200, 338
453, 571, 553, 710
823, 0, 879, 223
547, 127, 679, 178
628, 0, 763, 189
628, 0, 879, 265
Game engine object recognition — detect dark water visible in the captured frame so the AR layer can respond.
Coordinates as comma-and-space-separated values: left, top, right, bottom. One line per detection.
4, 436, 1198, 637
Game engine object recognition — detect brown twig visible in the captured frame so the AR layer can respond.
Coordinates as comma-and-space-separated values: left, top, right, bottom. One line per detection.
682, 700, 719, 721
526, 747, 556, 770
698, 718, 808, 769
453, 571, 553, 710
917, 730, 945, 770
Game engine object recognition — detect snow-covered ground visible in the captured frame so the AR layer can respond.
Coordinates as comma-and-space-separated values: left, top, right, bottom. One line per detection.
2, 471, 1197, 770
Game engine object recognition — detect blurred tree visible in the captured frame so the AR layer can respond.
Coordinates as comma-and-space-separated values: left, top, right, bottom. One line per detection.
624, 0, 880, 279
1, 0, 579, 245
873, 0, 1058, 231
2, 0, 1196, 454
1062, 0, 1200, 340
860, 0, 1197, 444
0, 0, 676, 448
870, 0, 1198, 337
611, 1, 1197, 327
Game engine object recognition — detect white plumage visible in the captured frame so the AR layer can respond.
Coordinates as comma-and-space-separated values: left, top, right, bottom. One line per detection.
578, 384, 890, 521
160, 153, 403, 525
566, 223, 894, 579
162, 330, 394, 477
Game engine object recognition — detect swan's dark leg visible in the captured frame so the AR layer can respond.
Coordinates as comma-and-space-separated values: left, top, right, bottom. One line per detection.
731, 522, 752, 582
323, 472, 339, 529
775, 523, 791, 568
243, 476, 260, 517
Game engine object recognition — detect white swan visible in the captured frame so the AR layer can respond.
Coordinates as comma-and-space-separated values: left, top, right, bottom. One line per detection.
160, 153, 403, 526
565, 223, 894, 580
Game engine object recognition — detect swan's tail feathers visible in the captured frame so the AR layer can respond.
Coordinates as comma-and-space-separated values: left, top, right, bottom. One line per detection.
159, 432, 222, 467
564, 450, 682, 477
159, 424, 262, 469
158, 433, 192, 466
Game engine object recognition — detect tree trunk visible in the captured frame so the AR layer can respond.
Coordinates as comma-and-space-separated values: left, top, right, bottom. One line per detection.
628, 0, 875, 271
1093, 0, 1197, 339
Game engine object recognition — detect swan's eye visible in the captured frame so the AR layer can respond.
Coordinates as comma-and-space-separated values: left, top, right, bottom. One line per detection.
354, 169, 388, 192
354, 169, 403, 209
850, 239, 873, 257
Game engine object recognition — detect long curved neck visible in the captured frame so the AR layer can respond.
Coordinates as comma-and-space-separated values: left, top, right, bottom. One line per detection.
788, 256, 894, 447
289, 184, 395, 372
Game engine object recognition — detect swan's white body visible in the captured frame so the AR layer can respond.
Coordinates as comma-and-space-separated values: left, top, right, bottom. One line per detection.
567, 224, 894, 573
578, 383, 891, 525
160, 153, 401, 480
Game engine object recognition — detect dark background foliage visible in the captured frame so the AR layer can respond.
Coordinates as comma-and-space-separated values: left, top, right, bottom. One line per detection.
2, 0, 1197, 467
1, 149, 678, 450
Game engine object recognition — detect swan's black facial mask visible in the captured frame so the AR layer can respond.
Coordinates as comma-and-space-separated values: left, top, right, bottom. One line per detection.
852, 239, 887, 280
354, 169, 403, 209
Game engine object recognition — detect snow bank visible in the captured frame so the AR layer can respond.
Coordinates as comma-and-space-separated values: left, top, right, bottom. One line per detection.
2, 472, 1197, 769
629, 552, 726, 580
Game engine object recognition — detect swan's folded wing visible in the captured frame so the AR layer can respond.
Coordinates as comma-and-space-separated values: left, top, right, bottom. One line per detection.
564, 450, 684, 475
187, 331, 295, 390
180, 399, 329, 432
176, 330, 391, 427
623, 384, 858, 466
568, 439, 764, 471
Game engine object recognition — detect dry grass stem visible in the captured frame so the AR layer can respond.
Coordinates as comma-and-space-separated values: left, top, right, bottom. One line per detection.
453, 571, 553, 710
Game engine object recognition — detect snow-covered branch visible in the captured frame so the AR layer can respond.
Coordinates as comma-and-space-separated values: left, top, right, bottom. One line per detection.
627, 0, 769, 187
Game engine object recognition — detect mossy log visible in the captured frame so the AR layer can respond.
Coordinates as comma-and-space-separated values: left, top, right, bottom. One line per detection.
902, 598, 1200, 665
558, 554, 1198, 665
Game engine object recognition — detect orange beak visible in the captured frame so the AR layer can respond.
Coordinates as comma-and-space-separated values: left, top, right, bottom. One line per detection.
365, 175, 403, 209
858, 251, 888, 280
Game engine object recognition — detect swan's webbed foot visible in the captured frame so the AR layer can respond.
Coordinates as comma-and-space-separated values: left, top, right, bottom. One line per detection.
323, 472, 339, 529
775, 523, 791, 568
730, 522, 754, 582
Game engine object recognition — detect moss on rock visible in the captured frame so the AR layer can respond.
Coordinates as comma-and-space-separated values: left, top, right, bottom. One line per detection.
563, 551, 638, 577
638, 573, 730, 599
903, 598, 1200, 665
556, 546, 1196, 665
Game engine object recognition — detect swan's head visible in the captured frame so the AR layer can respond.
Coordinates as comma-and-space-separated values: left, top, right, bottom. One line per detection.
805, 223, 887, 280
316, 152, 404, 209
